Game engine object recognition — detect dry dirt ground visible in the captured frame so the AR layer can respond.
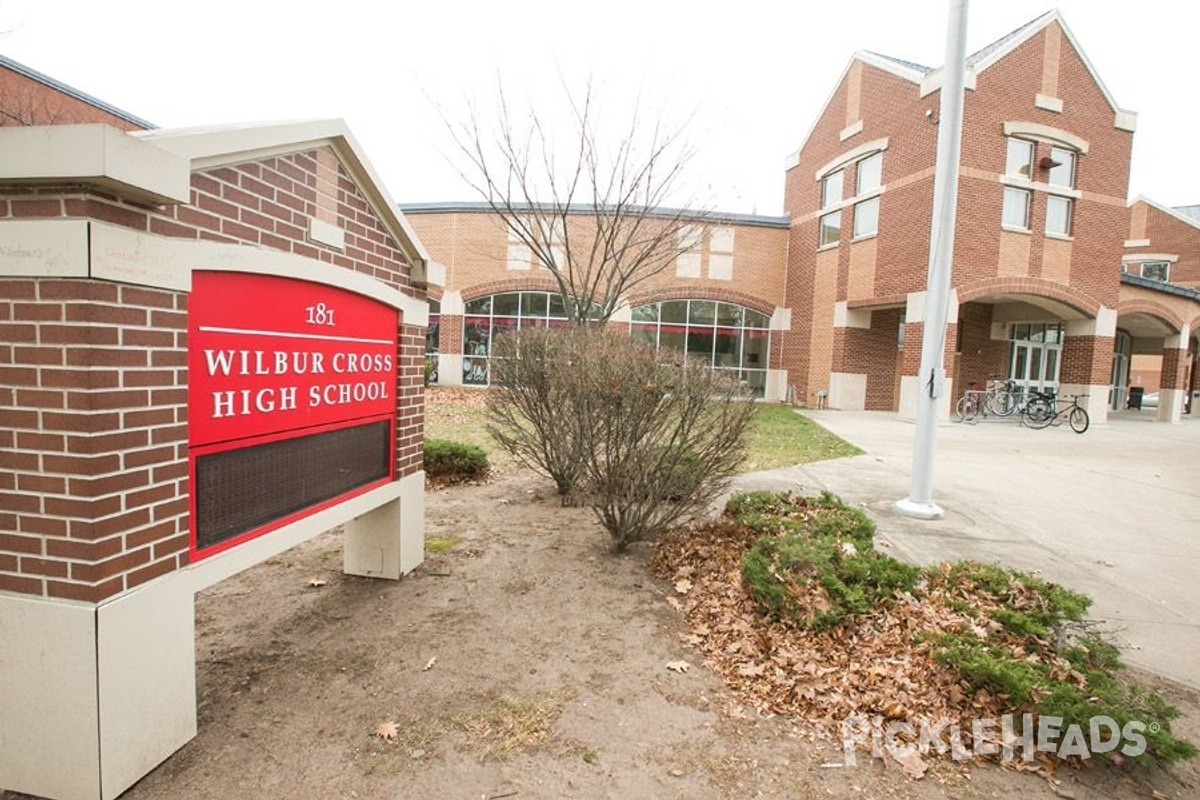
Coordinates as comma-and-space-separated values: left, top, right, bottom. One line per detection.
8, 470, 1199, 800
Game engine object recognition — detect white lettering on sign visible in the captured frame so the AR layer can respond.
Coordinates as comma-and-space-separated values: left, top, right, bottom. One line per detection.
308, 381, 389, 407
304, 302, 336, 326
212, 387, 301, 418
202, 349, 396, 379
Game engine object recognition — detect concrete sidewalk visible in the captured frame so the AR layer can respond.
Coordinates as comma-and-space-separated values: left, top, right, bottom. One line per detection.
732, 409, 1200, 689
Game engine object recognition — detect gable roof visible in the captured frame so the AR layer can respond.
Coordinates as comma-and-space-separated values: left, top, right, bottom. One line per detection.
1133, 195, 1200, 234
963, 9, 1125, 115
861, 10, 1128, 111
0, 53, 155, 129
136, 120, 435, 284
1174, 205, 1200, 224
791, 9, 1136, 162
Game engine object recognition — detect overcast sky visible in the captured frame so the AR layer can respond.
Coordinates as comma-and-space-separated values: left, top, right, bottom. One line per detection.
1, 1, 1195, 216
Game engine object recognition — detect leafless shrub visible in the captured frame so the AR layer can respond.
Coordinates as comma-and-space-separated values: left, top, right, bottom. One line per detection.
486, 327, 586, 498
488, 327, 754, 550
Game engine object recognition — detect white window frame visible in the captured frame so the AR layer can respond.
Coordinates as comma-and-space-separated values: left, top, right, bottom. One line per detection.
1047, 147, 1075, 188
1005, 137, 1035, 179
856, 153, 882, 195
819, 210, 842, 247
1140, 261, 1171, 281
852, 197, 879, 239
821, 170, 844, 209
1045, 195, 1072, 237
1002, 187, 1031, 230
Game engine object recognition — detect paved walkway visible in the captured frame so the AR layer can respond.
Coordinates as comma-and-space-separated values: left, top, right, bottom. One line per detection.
732, 408, 1200, 688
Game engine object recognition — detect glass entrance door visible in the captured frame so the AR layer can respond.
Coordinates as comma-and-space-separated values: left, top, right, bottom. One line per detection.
1109, 331, 1131, 410
1008, 323, 1062, 395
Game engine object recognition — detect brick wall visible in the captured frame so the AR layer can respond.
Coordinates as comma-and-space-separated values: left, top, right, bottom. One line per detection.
833, 308, 903, 410
1, 147, 427, 602
0, 278, 187, 601
955, 302, 1008, 391
955, 22, 1130, 309
1130, 202, 1200, 287
0, 64, 148, 130
1060, 335, 1113, 385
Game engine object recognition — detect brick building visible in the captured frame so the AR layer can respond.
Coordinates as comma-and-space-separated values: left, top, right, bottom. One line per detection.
403, 203, 791, 398
1119, 196, 1200, 402
406, 11, 1199, 422
784, 9, 1145, 424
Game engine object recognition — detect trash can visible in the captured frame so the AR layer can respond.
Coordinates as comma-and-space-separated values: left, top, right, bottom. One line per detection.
1128, 386, 1144, 410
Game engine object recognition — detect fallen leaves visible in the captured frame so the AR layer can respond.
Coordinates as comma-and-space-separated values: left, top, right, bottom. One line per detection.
375, 721, 399, 743
665, 660, 691, 674
422, 656, 438, 672
888, 746, 928, 779
648, 513, 1053, 774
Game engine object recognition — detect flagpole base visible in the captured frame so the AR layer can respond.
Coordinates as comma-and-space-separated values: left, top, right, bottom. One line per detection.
895, 498, 944, 520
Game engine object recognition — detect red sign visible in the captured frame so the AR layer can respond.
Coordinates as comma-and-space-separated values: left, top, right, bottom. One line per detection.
188, 271, 399, 447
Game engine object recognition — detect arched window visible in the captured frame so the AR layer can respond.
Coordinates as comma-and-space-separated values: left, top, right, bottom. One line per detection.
630, 300, 771, 396
461, 291, 572, 385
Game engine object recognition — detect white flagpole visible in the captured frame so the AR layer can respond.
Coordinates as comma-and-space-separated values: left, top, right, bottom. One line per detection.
896, 0, 970, 520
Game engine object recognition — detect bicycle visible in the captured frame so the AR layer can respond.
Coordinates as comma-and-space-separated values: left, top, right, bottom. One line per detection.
1021, 390, 1089, 433
955, 378, 1020, 422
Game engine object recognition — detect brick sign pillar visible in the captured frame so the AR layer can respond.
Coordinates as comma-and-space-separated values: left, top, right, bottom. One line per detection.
1, 121, 437, 800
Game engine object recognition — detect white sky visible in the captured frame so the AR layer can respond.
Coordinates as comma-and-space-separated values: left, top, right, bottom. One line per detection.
1, 1, 1196, 216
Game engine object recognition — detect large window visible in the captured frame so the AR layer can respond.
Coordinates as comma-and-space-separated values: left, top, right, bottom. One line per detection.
819, 152, 886, 247
821, 170, 844, 208
630, 300, 771, 397
819, 169, 844, 247
852, 153, 883, 239
1044, 146, 1076, 236
462, 291, 574, 385
1001, 136, 1078, 236
1047, 147, 1075, 188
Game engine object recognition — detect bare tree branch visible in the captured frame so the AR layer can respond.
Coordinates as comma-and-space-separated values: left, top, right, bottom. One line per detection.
439, 75, 710, 326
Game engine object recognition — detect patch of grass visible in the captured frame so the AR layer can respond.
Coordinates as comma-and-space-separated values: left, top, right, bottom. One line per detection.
424, 388, 498, 457
742, 404, 861, 471
455, 688, 578, 762
424, 536, 459, 554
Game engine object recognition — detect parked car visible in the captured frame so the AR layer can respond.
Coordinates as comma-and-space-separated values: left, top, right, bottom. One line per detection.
1142, 392, 1159, 409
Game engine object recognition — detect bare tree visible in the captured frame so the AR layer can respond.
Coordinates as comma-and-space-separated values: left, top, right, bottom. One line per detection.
444, 77, 709, 326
